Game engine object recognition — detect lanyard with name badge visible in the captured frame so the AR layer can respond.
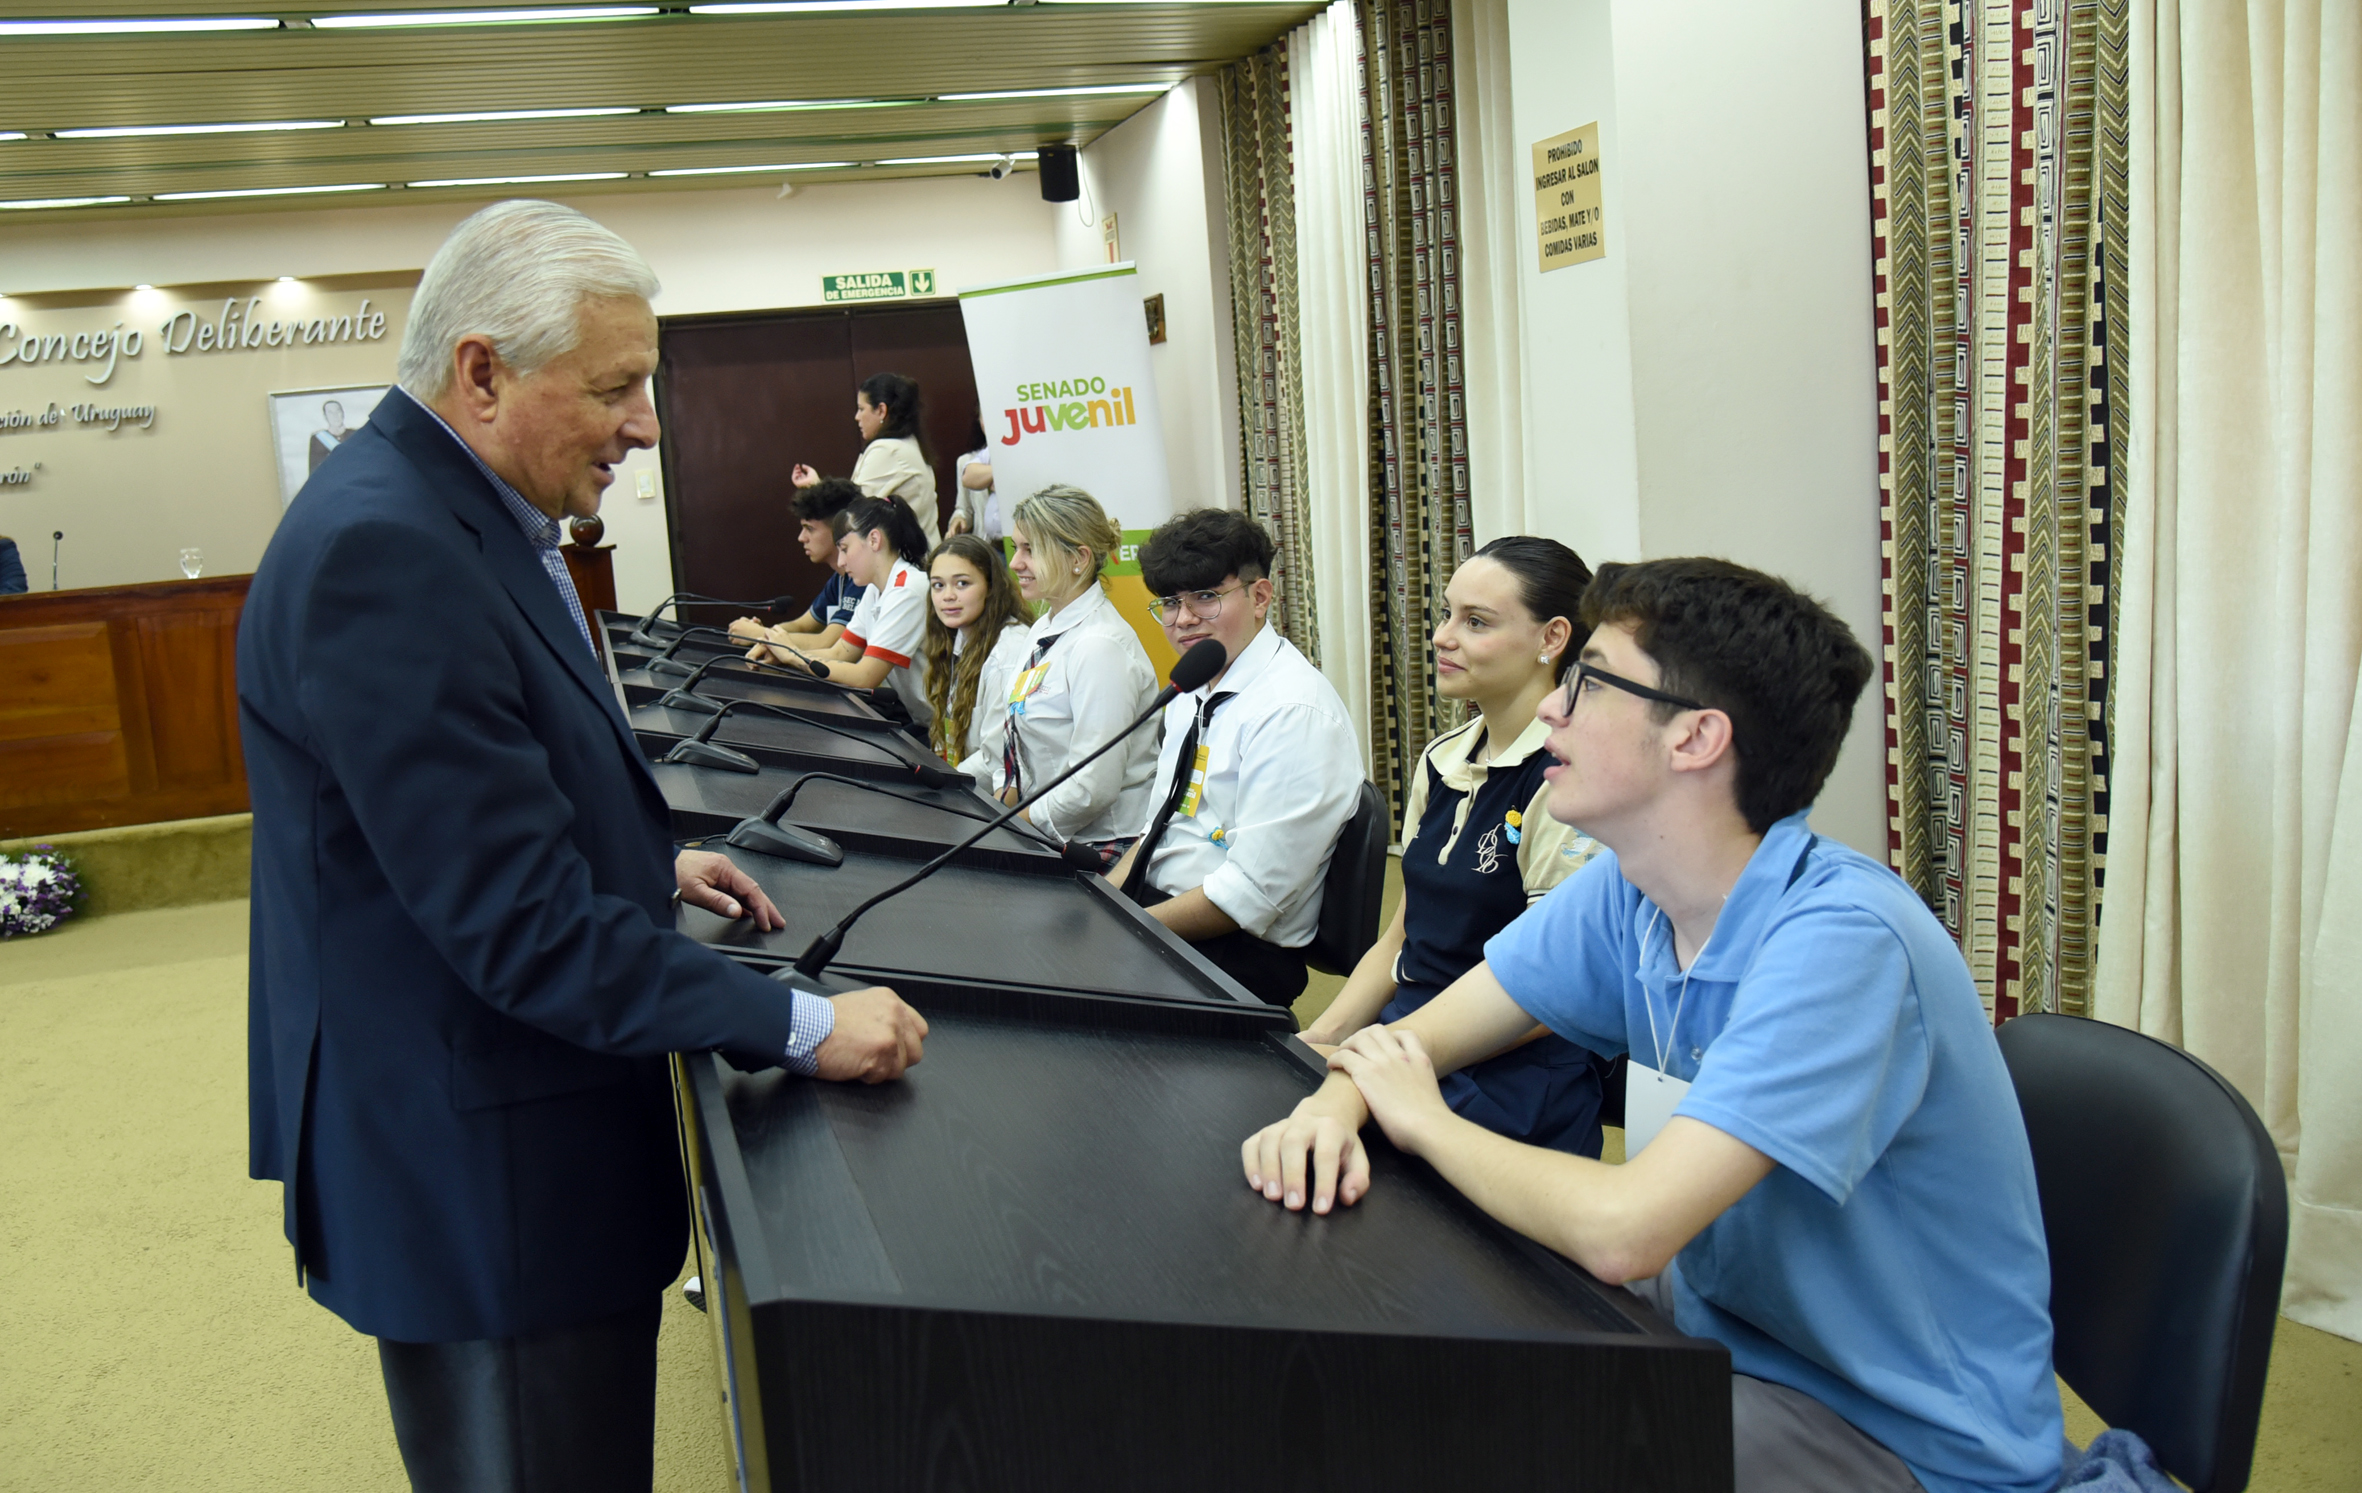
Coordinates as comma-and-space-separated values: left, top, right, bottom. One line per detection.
1626, 906, 1704, 1159
1623, 835, 1818, 1159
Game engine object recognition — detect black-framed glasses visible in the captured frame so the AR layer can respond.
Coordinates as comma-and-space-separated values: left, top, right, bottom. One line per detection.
1556, 659, 1708, 713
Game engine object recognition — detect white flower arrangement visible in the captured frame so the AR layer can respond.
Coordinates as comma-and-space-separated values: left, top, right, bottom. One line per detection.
0, 846, 83, 938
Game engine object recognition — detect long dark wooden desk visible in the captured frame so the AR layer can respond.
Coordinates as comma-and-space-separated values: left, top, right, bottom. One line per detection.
656, 761, 1051, 867
614, 600, 1734, 1491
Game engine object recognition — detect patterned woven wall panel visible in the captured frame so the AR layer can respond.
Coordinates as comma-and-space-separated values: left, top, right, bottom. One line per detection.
1866, 0, 2128, 1019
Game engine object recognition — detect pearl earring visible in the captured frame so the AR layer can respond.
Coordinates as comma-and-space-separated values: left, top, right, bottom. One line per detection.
1539, 653, 1552, 665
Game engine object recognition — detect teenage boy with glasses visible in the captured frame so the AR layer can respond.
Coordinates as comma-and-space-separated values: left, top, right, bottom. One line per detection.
1105, 509, 1360, 1004
1239, 558, 2061, 1493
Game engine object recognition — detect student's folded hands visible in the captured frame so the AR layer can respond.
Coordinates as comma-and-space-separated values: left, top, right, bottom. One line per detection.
1328, 1026, 1455, 1160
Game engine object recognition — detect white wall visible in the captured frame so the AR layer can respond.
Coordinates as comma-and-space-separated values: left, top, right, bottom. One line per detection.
1499, 0, 1886, 858
1056, 79, 1241, 514
0, 176, 1063, 609
1500, 0, 1643, 567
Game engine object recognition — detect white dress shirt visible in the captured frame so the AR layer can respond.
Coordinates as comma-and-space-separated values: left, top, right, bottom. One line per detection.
952, 622, 1034, 770
1139, 622, 1361, 947
989, 583, 1158, 844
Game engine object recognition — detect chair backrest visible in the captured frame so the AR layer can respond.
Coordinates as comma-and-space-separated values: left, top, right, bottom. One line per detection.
1996, 1013, 2287, 1493
1305, 781, 1387, 977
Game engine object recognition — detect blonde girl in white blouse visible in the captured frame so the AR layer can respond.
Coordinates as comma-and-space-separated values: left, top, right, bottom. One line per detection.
992, 485, 1159, 860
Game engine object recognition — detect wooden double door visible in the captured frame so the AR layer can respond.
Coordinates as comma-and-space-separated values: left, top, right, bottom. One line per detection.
655, 302, 980, 621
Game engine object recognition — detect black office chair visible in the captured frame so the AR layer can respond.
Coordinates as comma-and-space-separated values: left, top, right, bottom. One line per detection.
1304, 782, 1388, 977
1997, 1013, 2288, 1493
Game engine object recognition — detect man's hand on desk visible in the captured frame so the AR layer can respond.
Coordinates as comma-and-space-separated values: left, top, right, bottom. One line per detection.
727, 615, 769, 642
816, 987, 928, 1083
1241, 1070, 1372, 1216
674, 850, 785, 932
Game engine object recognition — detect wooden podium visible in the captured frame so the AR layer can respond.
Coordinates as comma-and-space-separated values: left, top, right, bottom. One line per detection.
0, 575, 250, 838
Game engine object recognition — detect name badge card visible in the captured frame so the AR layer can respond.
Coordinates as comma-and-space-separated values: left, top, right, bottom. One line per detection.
1623, 1062, 1691, 1157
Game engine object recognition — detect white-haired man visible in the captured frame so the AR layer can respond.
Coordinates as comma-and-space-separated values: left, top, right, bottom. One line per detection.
239, 200, 928, 1490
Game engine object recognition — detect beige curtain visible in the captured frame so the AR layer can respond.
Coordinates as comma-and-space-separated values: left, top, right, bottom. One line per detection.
2099, 0, 2362, 1341
1291, 0, 1376, 770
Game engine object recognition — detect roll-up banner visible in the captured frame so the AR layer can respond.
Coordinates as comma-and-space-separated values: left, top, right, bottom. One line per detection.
957, 262, 1176, 676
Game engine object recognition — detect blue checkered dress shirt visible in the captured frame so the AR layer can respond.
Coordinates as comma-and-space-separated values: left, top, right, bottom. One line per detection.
397, 388, 834, 1073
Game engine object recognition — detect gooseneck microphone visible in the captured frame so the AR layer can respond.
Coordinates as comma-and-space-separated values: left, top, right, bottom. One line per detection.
730, 771, 1064, 853
642, 625, 772, 678
661, 697, 969, 788
626, 591, 795, 649
785, 638, 1229, 980
653, 648, 881, 711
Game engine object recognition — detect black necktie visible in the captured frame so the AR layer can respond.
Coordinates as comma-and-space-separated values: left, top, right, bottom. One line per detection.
1121, 690, 1235, 896
1000, 631, 1063, 797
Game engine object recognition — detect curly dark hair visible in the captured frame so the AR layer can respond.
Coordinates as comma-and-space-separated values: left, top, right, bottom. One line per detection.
791, 477, 863, 524
1579, 558, 1872, 834
1137, 508, 1275, 597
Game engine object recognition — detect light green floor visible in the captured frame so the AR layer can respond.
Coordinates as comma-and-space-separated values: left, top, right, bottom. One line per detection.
4, 899, 2358, 1491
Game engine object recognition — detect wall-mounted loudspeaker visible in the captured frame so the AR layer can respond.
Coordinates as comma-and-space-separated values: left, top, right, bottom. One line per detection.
1037, 144, 1079, 203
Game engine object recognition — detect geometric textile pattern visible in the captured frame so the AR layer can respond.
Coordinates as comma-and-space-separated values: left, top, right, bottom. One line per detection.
1217, 44, 1321, 663
1359, 0, 1471, 830
1865, 0, 2129, 1019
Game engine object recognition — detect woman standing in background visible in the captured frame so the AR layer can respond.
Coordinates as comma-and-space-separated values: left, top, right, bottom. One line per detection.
946, 410, 1003, 541
793, 371, 940, 550
922, 533, 1033, 771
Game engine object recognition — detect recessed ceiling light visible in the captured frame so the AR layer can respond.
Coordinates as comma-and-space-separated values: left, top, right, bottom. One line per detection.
0, 18, 280, 36
57, 119, 344, 140
939, 84, 1171, 101
277, 275, 298, 282
877, 151, 1040, 166
153, 183, 388, 201
648, 160, 855, 177
690, 2, 990, 12
0, 194, 134, 210
369, 106, 640, 126
135, 283, 156, 290
663, 98, 908, 115
406, 171, 629, 187
313, 7, 659, 28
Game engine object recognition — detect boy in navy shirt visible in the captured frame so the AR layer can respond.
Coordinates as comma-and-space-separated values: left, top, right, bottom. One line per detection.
1242, 559, 2061, 1493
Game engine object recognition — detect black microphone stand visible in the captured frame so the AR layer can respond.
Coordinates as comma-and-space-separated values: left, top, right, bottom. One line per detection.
786, 640, 1228, 980
659, 697, 959, 781
626, 591, 794, 649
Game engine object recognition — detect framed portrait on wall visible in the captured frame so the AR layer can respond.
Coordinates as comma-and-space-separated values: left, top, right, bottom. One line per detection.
268, 384, 392, 508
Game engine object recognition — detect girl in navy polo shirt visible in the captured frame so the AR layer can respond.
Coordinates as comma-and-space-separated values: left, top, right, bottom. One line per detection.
1301, 537, 1613, 1155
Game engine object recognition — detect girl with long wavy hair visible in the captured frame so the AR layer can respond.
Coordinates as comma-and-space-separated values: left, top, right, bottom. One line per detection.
922, 534, 1033, 769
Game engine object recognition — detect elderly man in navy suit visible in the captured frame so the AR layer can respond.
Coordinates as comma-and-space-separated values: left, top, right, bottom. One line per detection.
238, 200, 929, 1491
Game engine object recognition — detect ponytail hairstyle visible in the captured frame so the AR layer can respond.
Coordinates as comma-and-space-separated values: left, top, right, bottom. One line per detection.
858, 370, 929, 457
922, 534, 1033, 762
838, 495, 928, 569
1470, 535, 1593, 672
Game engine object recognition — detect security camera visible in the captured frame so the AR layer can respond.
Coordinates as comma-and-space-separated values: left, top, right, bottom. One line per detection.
986, 154, 1017, 181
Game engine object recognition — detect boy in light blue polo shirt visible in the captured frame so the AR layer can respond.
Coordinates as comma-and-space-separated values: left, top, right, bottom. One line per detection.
1241, 559, 2061, 1493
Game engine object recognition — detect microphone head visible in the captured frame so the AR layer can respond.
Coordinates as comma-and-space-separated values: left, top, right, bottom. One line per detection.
1168, 639, 1229, 693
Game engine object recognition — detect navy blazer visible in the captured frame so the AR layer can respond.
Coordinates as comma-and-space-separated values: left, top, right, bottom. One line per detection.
239, 390, 803, 1343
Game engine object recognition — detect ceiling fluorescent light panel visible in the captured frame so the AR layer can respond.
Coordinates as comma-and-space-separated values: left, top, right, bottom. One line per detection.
368, 107, 639, 125
648, 160, 855, 176
313, 7, 658, 28
58, 119, 344, 140
0, 18, 279, 36
153, 183, 388, 201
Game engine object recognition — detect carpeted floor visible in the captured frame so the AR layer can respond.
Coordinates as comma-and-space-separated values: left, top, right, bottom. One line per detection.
0, 902, 729, 1492
4, 898, 2358, 1491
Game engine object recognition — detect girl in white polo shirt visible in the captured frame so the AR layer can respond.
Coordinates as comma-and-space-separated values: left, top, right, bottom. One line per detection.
753, 497, 933, 729
990, 485, 1159, 865
921, 533, 1034, 770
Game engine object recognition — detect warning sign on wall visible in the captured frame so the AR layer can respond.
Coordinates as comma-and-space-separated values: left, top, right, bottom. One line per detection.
1532, 123, 1605, 272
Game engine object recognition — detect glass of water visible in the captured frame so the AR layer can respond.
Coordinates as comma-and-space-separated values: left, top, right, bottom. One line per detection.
179, 547, 204, 579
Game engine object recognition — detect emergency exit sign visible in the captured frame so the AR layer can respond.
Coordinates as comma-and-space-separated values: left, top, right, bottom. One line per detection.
822, 269, 938, 303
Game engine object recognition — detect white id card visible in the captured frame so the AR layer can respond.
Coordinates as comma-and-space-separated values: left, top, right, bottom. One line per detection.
1623, 1061, 1691, 1158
